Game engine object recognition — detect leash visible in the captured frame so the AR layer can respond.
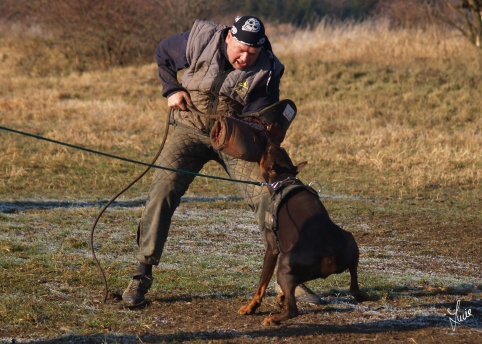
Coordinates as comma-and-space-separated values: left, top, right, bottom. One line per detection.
1, 116, 270, 303
89, 108, 172, 304
0, 125, 264, 187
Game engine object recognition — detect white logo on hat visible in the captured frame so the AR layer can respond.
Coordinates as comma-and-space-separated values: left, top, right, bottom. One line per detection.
242, 18, 261, 33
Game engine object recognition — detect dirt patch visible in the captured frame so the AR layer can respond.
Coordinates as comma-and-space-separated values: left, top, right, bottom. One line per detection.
1, 198, 481, 343
116, 292, 480, 343
9, 293, 480, 343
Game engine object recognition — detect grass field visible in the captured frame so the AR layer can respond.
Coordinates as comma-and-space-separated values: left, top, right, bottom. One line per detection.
1, 20, 481, 342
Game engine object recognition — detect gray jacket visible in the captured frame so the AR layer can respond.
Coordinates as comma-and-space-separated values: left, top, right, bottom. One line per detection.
173, 20, 284, 133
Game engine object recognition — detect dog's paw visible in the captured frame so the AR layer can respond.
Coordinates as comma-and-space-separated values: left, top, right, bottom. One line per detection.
238, 302, 259, 315
262, 315, 281, 326
238, 305, 251, 315
354, 291, 370, 302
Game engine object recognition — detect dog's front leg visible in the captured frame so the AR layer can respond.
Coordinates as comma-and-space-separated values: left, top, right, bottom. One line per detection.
263, 289, 298, 325
263, 258, 299, 325
238, 237, 279, 315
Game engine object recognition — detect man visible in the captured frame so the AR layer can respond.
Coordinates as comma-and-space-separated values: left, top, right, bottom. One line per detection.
122, 15, 320, 306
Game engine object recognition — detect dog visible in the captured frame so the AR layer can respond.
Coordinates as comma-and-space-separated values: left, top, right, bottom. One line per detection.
238, 141, 369, 325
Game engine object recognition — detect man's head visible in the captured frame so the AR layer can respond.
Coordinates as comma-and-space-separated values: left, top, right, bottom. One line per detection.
226, 16, 266, 70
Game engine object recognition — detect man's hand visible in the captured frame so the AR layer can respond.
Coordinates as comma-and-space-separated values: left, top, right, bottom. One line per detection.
167, 91, 193, 111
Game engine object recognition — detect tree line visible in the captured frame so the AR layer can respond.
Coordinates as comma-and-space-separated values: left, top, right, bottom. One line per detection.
0, 0, 480, 74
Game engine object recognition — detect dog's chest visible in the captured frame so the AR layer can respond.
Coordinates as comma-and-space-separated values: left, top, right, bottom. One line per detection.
265, 182, 319, 250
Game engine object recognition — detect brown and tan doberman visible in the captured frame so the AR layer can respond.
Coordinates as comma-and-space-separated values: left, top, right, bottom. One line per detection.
238, 141, 369, 325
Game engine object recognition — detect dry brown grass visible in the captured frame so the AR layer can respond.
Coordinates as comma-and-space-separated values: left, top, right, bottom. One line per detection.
272, 19, 482, 66
1, 20, 481, 201
273, 19, 481, 199
1, 20, 482, 342
0, 63, 167, 199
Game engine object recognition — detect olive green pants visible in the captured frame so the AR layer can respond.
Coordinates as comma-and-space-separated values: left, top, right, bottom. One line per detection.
136, 124, 269, 265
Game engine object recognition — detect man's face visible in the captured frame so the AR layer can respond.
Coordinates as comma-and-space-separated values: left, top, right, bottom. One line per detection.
225, 30, 262, 70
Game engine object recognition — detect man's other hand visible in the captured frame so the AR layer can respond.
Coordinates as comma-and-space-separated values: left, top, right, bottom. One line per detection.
168, 91, 193, 111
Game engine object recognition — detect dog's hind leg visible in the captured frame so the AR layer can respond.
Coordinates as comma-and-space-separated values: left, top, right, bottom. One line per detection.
349, 262, 369, 302
343, 233, 369, 302
275, 289, 285, 308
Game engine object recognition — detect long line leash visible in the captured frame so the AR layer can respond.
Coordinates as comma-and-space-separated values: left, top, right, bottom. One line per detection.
0, 125, 264, 187
1, 119, 268, 303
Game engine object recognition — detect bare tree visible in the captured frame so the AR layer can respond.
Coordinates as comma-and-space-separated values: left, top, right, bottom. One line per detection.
374, 0, 435, 28
436, 0, 482, 48
158, 0, 230, 32
0, 0, 234, 72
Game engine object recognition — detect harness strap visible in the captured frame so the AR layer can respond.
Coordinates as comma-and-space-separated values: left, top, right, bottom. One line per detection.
265, 179, 318, 252
207, 53, 234, 130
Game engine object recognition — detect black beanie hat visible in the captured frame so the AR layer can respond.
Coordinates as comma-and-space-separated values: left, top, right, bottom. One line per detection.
231, 16, 266, 48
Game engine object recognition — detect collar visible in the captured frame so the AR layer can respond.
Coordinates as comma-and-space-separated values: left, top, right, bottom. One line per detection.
270, 176, 300, 192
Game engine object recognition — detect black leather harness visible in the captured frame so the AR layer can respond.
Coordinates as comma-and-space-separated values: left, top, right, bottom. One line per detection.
264, 177, 319, 252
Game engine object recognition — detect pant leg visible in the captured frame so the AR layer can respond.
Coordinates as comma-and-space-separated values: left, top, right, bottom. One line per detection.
137, 125, 216, 265
221, 153, 271, 246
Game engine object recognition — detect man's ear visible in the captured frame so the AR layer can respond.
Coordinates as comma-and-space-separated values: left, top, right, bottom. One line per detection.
296, 161, 308, 173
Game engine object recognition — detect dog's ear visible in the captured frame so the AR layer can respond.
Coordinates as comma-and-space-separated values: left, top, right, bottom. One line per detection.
296, 161, 308, 173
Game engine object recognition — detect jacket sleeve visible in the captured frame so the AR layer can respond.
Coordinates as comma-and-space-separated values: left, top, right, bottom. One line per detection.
242, 67, 282, 115
155, 30, 190, 98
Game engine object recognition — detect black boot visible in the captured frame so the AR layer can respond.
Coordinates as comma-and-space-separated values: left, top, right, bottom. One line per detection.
122, 273, 153, 306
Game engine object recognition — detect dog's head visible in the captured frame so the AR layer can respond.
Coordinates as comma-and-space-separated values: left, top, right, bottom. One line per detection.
259, 140, 307, 183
